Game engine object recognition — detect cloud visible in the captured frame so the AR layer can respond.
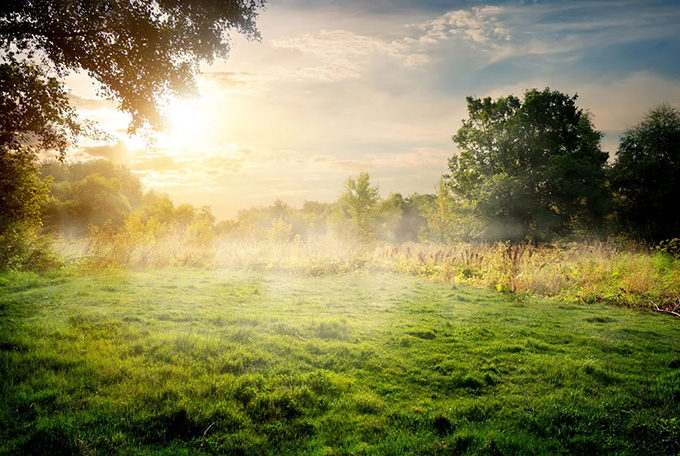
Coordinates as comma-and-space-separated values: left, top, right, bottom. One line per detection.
80, 141, 133, 162
200, 71, 255, 94
130, 154, 175, 171
268, 28, 431, 82
201, 147, 252, 173
412, 6, 511, 46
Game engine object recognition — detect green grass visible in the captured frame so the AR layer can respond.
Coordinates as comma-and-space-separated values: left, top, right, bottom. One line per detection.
1, 268, 679, 455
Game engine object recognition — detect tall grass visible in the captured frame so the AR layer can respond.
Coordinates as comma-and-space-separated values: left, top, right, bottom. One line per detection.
382, 240, 680, 309
62, 231, 680, 311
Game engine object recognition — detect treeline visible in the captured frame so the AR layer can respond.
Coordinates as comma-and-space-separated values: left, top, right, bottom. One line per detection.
28, 98, 680, 248
216, 176, 434, 243
442, 90, 679, 244
34, 160, 436, 246
1, 89, 679, 271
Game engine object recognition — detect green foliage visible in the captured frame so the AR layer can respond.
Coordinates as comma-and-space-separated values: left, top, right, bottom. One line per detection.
378, 192, 431, 243
39, 160, 151, 236
267, 218, 294, 243
220, 191, 432, 245
0, 57, 104, 271
40, 159, 144, 208
0, 148, 48, 233
1, 0, 266, 133
0, 58, 91, 155
422, 177, 474, 243
1, 269, 679, 454
0, 147, 55, 270
656, 238, 680, 259
84, 198, 217, 268
334, 172, 381, 240
610, 104, 680, 241
449, 88, 610, 242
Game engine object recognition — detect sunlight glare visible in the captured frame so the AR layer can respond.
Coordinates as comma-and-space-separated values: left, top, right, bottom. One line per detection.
165, 98, 211, 148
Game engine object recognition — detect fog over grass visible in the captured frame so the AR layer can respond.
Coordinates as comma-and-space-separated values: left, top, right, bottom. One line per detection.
1, 268, 679, 454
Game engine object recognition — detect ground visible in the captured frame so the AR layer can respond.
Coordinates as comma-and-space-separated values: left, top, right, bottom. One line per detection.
1, 268, 679, 455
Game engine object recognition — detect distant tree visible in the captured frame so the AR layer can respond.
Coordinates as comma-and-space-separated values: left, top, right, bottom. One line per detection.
267, 217, 294, 243
402, 193, 434, 242
376, 193, 405, 242
449, 88, 610, 242
41, 174, 132, 235
174, 204, 199, 231
336, 172, 381, 240
300, 200, 334, 236
40, 159, 144, 209
422, 178, 466, 243
610, 104, 680, 241
377, 192, 432, 243
39, 160, 153, 235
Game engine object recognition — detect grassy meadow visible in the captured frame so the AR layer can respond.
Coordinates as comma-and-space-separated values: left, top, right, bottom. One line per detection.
1, 267, 679, 455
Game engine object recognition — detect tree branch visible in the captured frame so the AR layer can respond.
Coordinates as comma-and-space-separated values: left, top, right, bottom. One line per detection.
652, 303, 680, 319
0, 22, 112, 39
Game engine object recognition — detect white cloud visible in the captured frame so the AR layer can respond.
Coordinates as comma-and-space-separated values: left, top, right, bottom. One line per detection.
413, 6, 511, 46
268, 29, 431, 82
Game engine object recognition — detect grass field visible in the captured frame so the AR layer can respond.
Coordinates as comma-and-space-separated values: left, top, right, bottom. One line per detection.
1, 268, 679, 455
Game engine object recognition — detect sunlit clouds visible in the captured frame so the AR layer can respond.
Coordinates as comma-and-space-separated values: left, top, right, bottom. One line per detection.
66, 0, 680, 220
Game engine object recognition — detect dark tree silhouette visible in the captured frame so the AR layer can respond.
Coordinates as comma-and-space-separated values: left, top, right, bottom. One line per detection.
1, 0, 265, 135
610, 104, 680, 241
449, 88, 610, 242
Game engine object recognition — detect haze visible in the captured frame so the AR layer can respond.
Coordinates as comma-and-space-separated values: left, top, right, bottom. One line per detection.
64, 0, 680, 220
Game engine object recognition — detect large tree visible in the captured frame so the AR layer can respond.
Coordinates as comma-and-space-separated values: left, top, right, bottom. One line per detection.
1, 0, 265, 134
448, 88, 610, 242
610, 104, 680, 241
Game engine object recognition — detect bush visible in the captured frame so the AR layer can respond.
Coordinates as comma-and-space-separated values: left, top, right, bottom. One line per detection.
0, 224, 60, 272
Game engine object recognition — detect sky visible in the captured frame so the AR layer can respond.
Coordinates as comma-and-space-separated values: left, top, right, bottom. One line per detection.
66, 0, 680, 220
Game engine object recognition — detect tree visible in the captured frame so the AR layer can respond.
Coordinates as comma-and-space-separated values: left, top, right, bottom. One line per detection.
610, 104, 680, 241
41, 174, 132, 235
1, 0, 265, 133
449, 88, 610, 242
400, 193, 433, 242
0, 57, 88, 254
422, 177, 469, 243
0, 147, 51, 269
335, 172, 381, 240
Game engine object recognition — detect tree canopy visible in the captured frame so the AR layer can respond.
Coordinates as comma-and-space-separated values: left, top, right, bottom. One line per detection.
610, 104, 680, 241
449, 88, 610, 242
336, 172, 381, 240
1, 0, 265, 135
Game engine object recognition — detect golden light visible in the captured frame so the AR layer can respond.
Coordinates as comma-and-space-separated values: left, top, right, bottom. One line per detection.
164, 98, 211, 148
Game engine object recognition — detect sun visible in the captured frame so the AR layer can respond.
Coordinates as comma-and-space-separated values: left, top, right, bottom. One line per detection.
164, 98, 210, 148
